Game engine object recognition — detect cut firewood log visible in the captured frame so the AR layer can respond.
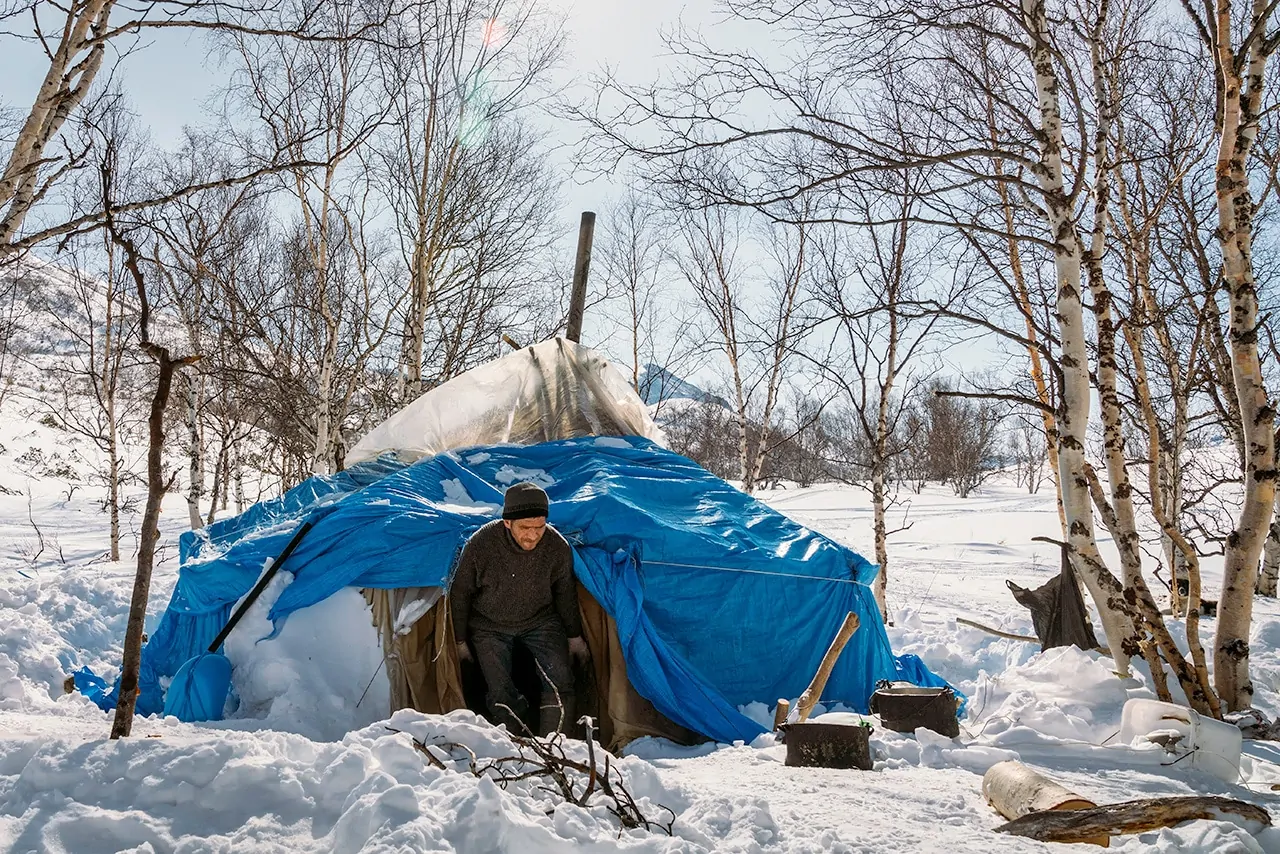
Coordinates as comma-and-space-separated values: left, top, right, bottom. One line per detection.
995, 796, 1272, 846
793, 612, 859, 723
983, 760, 1098, 816
773, 699, 790, 731
983, 761, 1105, 846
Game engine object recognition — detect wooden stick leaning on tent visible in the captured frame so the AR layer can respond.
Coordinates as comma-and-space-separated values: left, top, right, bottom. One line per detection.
789, 612, 860, 724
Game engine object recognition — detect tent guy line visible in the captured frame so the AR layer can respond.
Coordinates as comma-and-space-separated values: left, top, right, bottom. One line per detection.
644, 559, 872, 587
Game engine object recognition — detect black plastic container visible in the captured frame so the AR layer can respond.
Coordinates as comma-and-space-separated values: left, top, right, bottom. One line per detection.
869, 686, 960, 737
781, 721, 873, 770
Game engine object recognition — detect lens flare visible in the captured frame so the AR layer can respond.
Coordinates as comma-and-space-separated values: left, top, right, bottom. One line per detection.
481, 17, 506, 47
459, 69, 494, 148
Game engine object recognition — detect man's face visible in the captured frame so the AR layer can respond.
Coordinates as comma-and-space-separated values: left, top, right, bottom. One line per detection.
504, 516, 547, 551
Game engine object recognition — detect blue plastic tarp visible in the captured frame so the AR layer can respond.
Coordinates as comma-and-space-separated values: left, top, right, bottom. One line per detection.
96, 436, 960, 741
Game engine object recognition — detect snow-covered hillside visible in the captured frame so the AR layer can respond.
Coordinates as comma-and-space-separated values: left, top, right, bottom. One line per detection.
3, 379, 1280, 851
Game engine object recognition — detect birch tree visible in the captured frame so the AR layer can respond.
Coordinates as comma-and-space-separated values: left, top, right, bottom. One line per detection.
1180, 0, 1280, 710
98, 146, 200, 738
0, 259, 30, 408
595, 191, 698, 407
147, 136, 271, 527
228, 0, 392, 475
374, 0, 564, 401
1100, 38, 1219, 616
577, 0, 1237, 709
747, 213, 809, 491
21, 245, 137, 560
0, 0, 394, 254
20, 100, 147, 559
801, 176, 944, 619
677, 206, 806, 492
677, 208, 754, 487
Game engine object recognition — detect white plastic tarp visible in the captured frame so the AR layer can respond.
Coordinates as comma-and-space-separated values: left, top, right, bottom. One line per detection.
348, 338, 664, 464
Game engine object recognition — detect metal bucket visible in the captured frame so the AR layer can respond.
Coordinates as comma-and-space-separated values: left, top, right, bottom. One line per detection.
781, 721, 873, 770
869, 685, 960, 737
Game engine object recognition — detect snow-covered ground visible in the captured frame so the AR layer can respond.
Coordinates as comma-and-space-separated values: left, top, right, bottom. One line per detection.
4, 390, 1280, 852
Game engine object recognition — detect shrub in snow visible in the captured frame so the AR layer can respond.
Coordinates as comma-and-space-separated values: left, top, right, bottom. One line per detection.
380, 709, 677, 836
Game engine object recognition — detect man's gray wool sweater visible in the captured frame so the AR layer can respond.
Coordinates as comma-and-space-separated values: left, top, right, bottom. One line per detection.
450, 519, 582, 640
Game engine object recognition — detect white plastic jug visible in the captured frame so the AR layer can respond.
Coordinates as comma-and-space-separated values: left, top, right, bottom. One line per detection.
1118, 698, 1242, 783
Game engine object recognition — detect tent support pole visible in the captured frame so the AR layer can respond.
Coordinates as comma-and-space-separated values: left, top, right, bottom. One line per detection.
565, 211, 596, 343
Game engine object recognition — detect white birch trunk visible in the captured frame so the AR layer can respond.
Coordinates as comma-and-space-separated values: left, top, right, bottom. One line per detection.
206, 434, 226, 526
1121, 322, 1220, 716
1213, 289, 1274, 696
102, 242, 121, 562
1260, 498, 1280, 597
1023, 0, 1134, 672
0, 1, 111, 245
107, 404, 121, 563
1157, 390, 1190, 611
1083, 32, 1144, 590
219, 441, 230, 511
1209, 4, 1278, 711
313, 351, 335, 476
402, 238, 429, 401
871, 391, 893, 620
185, 372, 203, 530
870, 246, 902, 622
730, 344, 751, 492
630, 287, 642, 394
299, 160, 338, 477
871, 461, 889, 621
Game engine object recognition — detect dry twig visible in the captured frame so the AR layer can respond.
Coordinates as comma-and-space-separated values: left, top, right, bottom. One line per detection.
386, 717, 675, 835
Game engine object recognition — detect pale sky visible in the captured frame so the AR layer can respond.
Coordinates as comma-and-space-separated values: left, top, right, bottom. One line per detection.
0, 1, 715, 226
0, 3, 1001, 380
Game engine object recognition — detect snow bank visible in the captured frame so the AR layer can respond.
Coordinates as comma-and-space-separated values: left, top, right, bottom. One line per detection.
1113, 819, 1273, 853
0, 377, 187, 717
966, 645, 1135, 744
0, 564, 174, 717
222, 575, 390, 742
0, 709, 762, 853
1249, 618, 1280, 717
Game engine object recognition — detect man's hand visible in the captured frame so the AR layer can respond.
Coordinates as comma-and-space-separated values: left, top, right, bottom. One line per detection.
568, 636, 590, 663
455, 641, 473, 663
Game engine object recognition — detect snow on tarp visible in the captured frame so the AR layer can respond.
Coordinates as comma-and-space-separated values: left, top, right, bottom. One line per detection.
346, 338, 664, 465
94, 437, 959, 743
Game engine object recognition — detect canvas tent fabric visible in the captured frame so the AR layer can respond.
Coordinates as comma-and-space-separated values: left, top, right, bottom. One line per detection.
346, 338, 664, 465
89, 436, 958, 744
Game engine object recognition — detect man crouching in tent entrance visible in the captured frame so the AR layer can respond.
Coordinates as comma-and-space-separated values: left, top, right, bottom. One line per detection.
451, 481, 590, 735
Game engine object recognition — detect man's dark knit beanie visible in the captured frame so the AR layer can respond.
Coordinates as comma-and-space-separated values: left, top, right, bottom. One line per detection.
502, 481, 549, 520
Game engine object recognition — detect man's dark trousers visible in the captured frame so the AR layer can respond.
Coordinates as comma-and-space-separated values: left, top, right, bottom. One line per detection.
471, 619, 574, 735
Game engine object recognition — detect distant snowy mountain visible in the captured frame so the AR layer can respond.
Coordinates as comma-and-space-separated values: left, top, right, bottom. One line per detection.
637, 363, 728, 409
